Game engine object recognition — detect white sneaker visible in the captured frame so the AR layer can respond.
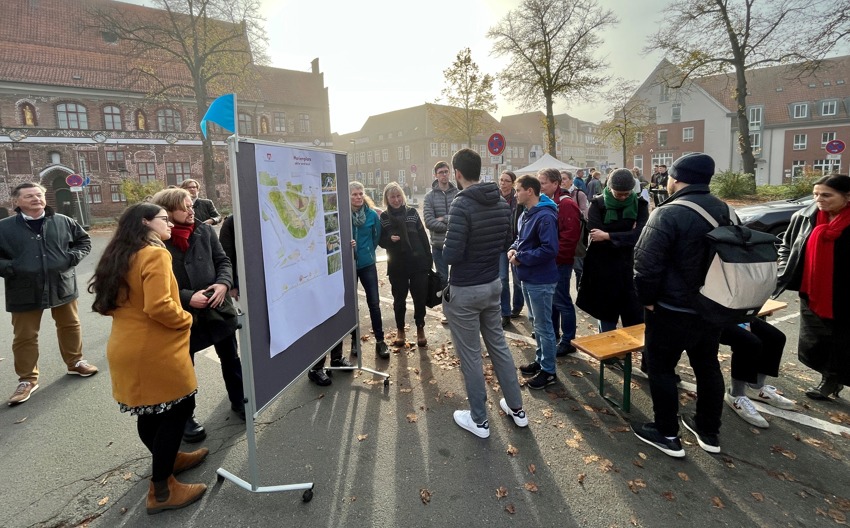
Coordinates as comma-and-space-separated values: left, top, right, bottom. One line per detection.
453, 410, 490, 438
750, 385, 795, 410
725, 393, 769, 428
499, 398, 528, 428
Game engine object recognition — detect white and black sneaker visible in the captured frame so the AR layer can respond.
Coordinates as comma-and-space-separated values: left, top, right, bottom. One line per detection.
681, 414, 721, 454
453, 410, 490, 438
527, 370, 557, 390
725, 392, 769, 428
499, 398, 528, 427
632, 422, 685, 458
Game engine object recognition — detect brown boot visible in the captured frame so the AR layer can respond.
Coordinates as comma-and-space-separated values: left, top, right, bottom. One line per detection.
392, 329, 406, 347
146, 475, 207, 515
417, 325, 427, 347
173, 448, 209, 475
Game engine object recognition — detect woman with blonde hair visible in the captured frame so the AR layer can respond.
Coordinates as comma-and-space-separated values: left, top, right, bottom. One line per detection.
89, 203, 206, 515
379, 182, 432, 347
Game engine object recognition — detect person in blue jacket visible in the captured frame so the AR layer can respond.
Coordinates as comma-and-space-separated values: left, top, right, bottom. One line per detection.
508, 175, 560, 390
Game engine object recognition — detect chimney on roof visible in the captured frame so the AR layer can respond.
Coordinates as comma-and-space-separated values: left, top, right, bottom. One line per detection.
311, 58, 319, 74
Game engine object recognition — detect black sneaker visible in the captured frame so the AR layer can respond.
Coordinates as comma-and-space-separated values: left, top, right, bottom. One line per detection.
510, 309, 523, 319
681, 414, 720, 454
519, 361, 542, 376
556, 343, 576, 357
231, 402, 246, 421
501, 316, 511, 328
376, 341, 390, 359
527, 370, 557, 390
308, 369, 332, 386
631, 422, 685, 458
330, 357, 353, 369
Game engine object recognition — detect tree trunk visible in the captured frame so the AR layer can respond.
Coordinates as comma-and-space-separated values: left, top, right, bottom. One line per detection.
195, 88, 217, 201
545, 94, 556, 156
735, 65, 756, 175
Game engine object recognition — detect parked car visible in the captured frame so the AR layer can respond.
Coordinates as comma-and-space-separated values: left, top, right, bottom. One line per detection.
734, 195, 814, 238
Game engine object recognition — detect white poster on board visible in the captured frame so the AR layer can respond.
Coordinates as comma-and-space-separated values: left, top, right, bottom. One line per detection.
254, 144, 345, 357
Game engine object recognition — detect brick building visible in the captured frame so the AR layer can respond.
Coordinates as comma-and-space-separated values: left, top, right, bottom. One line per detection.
0, 0, 331, 223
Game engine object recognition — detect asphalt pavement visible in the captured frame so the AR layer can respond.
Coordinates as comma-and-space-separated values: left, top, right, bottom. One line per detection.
1, 228, 850, 528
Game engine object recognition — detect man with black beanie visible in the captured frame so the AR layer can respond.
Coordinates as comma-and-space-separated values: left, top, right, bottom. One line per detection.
632, 153, 728, 458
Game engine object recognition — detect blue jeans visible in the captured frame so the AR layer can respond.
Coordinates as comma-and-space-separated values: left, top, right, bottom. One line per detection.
357, 264, 384, 342
552, 264, 576, 346
523, 282, 557, 374
432, 246, 448, 288
499, 253, 525, 316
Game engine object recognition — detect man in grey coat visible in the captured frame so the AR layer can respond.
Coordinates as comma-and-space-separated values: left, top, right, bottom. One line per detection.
442, 148, 527, 438
0, 182, 97, 405
423, 161, 458, 290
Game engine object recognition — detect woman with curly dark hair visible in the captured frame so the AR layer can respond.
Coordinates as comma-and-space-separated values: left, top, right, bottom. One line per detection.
89, 203, 206, 515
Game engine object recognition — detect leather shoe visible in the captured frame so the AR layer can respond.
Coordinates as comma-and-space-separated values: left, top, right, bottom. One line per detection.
174, 448, 209, 475
183, 415, 206, 444
556, 343, 577, 357
501, 316, 511, 328
330, 357, 353, 368
231, 402, 246, 421
308, 369, 332, 386
376, 340, 390, 359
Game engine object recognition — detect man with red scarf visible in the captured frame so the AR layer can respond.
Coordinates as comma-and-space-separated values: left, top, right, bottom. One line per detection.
152, 188, 245, 443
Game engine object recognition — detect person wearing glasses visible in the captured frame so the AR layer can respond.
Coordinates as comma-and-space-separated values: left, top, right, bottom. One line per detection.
180, 179, 222, 226
152, 188, 245, 442
0, 182, 97, 406
89, 203, 207, 515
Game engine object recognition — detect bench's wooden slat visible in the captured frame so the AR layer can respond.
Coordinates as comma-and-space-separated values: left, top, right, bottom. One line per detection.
571, 325, 645, 360
758, 299, 788, 317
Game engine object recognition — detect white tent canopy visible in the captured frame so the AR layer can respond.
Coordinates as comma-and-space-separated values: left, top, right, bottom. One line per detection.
515, 153, 582, 174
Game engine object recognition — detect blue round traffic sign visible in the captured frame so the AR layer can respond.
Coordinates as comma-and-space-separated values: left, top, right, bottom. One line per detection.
826, 139, 846, 154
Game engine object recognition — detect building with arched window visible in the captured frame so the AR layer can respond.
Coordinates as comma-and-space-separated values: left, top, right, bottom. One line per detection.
0, 0, 331, 221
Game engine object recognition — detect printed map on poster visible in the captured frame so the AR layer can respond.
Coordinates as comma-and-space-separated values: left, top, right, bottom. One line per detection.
255, 145, 345, 356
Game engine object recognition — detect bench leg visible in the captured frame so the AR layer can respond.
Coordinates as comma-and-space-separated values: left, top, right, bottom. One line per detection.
622, 353, 632, 413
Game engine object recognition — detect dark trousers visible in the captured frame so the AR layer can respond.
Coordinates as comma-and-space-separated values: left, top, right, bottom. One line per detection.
720, 318, 786, 384
191, 334, 244, 406
137, 395, 195, 482
645, 306, 723, 437
357, 264, 384, 342
312, 342, 343, 370
389, 269, 428, 328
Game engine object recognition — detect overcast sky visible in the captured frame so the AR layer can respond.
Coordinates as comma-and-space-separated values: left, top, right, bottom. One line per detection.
263, 0, 671, 133
124, 0, 671, 133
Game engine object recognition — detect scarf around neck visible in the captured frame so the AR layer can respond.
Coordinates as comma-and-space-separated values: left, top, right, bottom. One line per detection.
352, 204, 368, 227
602, 187, 638, 224
170, 221, 195, 252
800, 206, 850, 318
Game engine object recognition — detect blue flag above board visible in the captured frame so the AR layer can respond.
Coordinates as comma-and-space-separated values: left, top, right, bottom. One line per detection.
200, 93, 236, 138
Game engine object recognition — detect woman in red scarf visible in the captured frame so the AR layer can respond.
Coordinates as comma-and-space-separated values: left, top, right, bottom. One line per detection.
776, 174, 850, 400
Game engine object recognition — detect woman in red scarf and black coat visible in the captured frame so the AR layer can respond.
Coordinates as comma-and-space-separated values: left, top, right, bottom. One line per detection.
776, 174, 850, 400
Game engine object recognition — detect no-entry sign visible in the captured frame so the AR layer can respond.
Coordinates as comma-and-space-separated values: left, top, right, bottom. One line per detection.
488, 133, 506, 156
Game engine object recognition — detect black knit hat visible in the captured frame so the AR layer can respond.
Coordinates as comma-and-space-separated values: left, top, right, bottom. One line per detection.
669, 153, 715, 185
608, 168, 636, 191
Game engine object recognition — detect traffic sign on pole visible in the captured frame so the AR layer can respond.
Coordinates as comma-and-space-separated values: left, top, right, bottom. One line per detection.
65, 173, 84, 187
488, 133, 506, 156
826, 139, 846, 154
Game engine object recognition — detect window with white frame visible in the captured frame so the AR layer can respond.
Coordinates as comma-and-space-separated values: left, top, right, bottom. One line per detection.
635, 132, 644, 145
397, 146, 403, 161
822, 131, 837, 147
479, 144, 487, 157
103, 105, 122, 130
383, 171, 390, 184
156, 108, 181, 132
87, 185, 102, 204
374, 150, 380, 163
651, 153, 674, 167
813, 159, 840, 174
359, 152, 365, 165
382, 149, 388, 162
57, 103, 88, 130
792, 160, 806, 178
440, 143, 449, 157
366, 172, 373, 185
110, 184, 126, 202
398, 169, 406, 183
671, 104, 681, 123
430, 143, 438, 156
137, 162, 156, 184
273, 112, 286, 132
633, 156, 643, 171
451, 143, 458, 154
683, 127, 694, 142
749, 132, 762, 150
792, 103, 808, 119
367, 151, 373, 164
660, 85, 670, 103
748, 106, 763, 129
106, 150, 126, 171
404, 145, 410, 159
822, 100, 837, 116
519, 147, 525, 158
793, 134, 807, 150
298, 113, 311, 133
657, 130, 668, 148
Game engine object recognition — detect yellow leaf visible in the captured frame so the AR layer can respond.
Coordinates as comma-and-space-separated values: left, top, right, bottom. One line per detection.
506, 444, 519, 456
524, 482, 539, 492
711, 496, 724, 509
528, 463, 536, 474
357, 434, 368, 441
98, 497, 109, 506
677, 472, 689, 481
406, 413, 418, 423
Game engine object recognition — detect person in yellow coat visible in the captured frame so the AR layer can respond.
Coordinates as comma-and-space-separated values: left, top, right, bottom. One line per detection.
88, 203, 207, 515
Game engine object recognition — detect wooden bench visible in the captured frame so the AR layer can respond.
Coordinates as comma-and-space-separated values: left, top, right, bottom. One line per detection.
570, 300, 789, 413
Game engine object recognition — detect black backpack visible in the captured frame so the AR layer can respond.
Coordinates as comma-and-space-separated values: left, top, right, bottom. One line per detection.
669, 200, 778, 325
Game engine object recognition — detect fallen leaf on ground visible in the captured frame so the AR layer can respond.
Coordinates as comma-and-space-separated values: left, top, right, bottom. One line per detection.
584, 455, 600, 464
751, 492, 764, 502
98, 497, 109, 506
349, 496, 357, 503
399, 388, 412, 393
770, 445, 797, 459
638, 452, 647, 460
505, 503, 516, 514
711, 496, 724, 509
357, 434, 368, 441
496, 486, 508, 499
661, 491, 675, 501
406, 413, 418, 423
628, 479, 646, 493
419, 488, 431, 504
632, 459, 644, 468
578, 473, 586, 485
528, 463, 536, 474
828, 509, 847, 523
506, 445, 519, 456
524, 482, 539, 492
677, 472, 689, 481
13, 417, 26, 424
122, 472, 133, 481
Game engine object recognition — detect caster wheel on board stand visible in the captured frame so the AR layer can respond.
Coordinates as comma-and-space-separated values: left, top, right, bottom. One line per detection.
302, 488, 314, 502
